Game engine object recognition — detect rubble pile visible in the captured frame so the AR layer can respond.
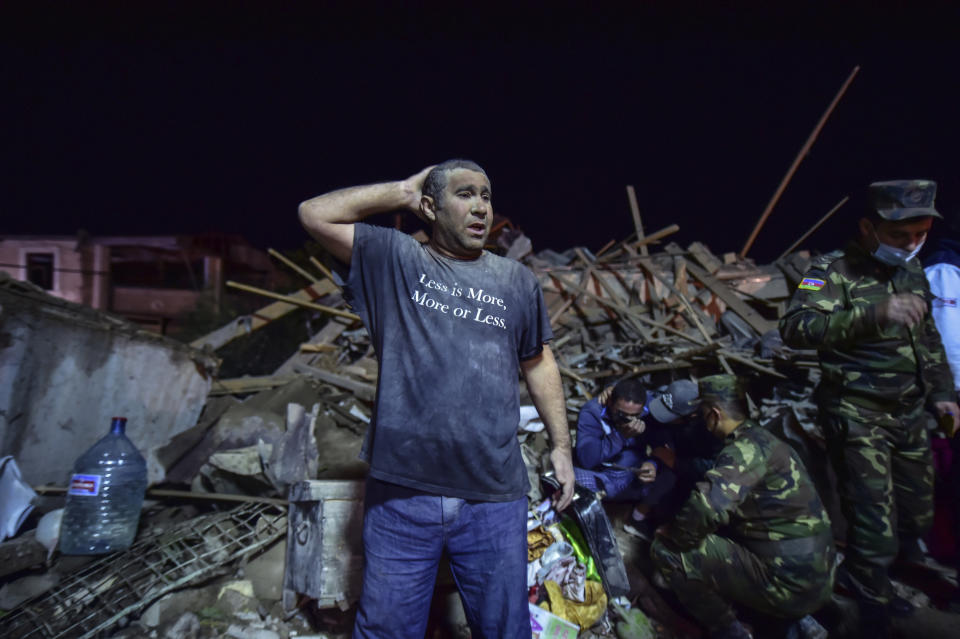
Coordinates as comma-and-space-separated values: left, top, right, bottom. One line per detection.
1, 222, 957, 639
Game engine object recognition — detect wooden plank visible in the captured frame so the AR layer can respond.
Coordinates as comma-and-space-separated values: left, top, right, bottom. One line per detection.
309, 256, 342, 290
0, 533, 47, 579
549, 265, 597, 324
776, 196, 849, 260
268, 248, 318, 283
635, 257, 715, 343
226, 281, 361, 321
273, 317, 351, 375
668, 251, 776, 335
190, 279, 341, 350
687, 241, 723, 275
209, 374, 298, 396
633, 223, 679, 249
574, 249, 652, 341
740, 65, 860, 257
719, 350, 788, 379
625, 185, 648, 257
292, 362, 376, 402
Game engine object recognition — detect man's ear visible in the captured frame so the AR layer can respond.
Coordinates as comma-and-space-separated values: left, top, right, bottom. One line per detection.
418, 195, 438, 223
704, 405, 721, 429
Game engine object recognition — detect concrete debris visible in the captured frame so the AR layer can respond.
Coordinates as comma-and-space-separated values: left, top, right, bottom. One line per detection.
140, 589, 214, 629
2, 217, 959, 639
242, 539, 287, 602
0, 573, 59, 610
163, 612, 201, 639
0, 276, 219, 489
0, 503, 285, 638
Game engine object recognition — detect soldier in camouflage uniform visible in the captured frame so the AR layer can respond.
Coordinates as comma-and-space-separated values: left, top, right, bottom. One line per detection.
779, 180, 960, 636
651, 375, 835, 639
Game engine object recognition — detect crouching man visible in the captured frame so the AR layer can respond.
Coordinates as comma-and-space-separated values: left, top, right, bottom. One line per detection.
574, 379, 678, 539
650, 375, 835, 639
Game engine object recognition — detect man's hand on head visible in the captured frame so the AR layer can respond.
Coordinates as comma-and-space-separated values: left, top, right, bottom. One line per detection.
596, 385, 614, 406
876, 293, 927, 329
405, 165, 436, 221
550, 448, 575, 512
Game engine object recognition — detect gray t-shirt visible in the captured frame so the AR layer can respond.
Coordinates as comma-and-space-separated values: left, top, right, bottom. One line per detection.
344, 224, 552, 501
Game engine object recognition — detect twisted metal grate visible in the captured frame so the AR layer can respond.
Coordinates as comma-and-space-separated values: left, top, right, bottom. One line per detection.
0, 502, 287, 639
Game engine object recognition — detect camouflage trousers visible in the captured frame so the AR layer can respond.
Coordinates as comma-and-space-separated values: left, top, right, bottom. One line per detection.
820, 402, 934, 605
650, 532, 835, 632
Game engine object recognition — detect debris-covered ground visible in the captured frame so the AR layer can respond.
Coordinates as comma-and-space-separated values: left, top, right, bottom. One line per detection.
2, 220, 959, 638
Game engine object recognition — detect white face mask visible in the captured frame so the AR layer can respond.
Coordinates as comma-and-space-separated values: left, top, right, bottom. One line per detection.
871, 231, 924, 267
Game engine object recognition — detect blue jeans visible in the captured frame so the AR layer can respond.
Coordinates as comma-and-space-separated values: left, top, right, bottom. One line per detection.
353, 478, 531, 639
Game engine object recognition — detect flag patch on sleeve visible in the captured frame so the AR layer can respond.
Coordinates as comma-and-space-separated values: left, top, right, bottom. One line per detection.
798, 278, 826, 291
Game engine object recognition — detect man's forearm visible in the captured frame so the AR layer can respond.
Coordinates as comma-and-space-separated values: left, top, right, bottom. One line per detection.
299, 167, 431, 264
522, 345, 575, 510
522, 345, 571, 453
299, 180, 416, 226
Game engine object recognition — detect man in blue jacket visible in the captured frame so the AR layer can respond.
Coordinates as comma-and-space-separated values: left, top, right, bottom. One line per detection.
574, 378, 677, 539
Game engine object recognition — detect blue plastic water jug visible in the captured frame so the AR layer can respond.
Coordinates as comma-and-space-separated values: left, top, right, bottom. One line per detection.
59, 417, 148, 554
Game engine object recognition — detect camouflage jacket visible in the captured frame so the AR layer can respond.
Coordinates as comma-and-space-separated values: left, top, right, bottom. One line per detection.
779, 240, 955, 413
662, 420, 830, 550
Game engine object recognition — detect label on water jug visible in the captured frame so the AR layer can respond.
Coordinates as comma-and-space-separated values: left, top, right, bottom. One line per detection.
68, 474, 102, 496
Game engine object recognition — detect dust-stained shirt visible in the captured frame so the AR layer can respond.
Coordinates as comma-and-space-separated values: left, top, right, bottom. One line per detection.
662, 420, 830, 550
343, 224, 553, 501
779, 240, 954, 415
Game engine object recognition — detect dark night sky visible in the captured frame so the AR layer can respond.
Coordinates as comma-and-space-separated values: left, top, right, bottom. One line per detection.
2, 3, 959, 264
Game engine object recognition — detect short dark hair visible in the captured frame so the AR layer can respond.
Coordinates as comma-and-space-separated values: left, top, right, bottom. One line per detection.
422, 159, 488, 207
703, 397, 746, 422
609, 379, 647, 406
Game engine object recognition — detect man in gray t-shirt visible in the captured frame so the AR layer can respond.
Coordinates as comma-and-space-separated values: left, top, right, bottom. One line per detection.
299, 160, 574, 639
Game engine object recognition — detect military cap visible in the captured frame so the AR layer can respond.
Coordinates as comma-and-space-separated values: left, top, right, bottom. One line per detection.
698, 374, 744, 405
868, 179, 942, 221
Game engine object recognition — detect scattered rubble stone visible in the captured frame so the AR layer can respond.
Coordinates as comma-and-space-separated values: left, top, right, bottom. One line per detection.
3, 220, 959, 638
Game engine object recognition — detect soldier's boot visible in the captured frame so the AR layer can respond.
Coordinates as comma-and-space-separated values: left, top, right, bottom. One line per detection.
710, 619, 754, 639
857, 601, 891, 639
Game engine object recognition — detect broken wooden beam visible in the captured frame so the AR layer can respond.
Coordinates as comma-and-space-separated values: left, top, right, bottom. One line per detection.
190, 279, 341, 350
666, 250, 777, 336
269, 247, 319, 283
777, 195, 849, 260
633, 224, 680, 249
740, 65, 860, 258
0, 533, 47, 579
209, 374, 298, 396
309, 256, 342, 290
625, 185, 649, 257
292, 362, 376, 402
226, 280, 361, 321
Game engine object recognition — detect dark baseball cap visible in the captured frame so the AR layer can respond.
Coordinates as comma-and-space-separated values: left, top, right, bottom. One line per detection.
648, 380, 700, 423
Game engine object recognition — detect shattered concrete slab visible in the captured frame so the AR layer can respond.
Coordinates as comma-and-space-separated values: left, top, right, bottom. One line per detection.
0, 276, 219, 487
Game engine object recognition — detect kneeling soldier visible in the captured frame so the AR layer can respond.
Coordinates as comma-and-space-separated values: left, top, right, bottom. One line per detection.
651, 375, 835, 639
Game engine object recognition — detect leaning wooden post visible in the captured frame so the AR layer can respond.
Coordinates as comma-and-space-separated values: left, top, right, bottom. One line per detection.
740, 65, 860, 258
626, 185, 648, 257
777, 196, 849, 260
268, 248, 318, 283
226, 280, 361, 321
